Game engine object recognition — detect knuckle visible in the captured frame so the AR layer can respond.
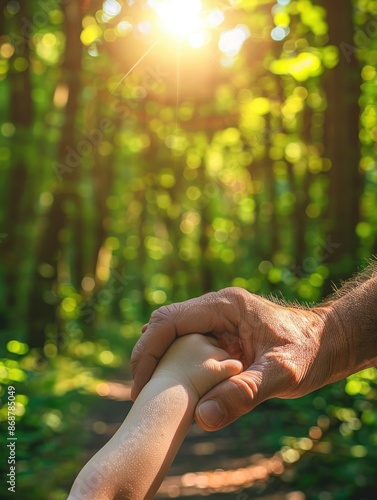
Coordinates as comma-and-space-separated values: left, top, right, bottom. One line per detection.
219, 286, 252, 311
215, 287, 253, 329
150, 303, 179, 323
227, 376, 260, 416
130, 339, 145, 372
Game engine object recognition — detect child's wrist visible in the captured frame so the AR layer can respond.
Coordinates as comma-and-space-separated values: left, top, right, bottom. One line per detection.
151, 369, 202, 402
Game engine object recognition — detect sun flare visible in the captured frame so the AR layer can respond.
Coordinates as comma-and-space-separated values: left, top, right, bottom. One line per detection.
149, 0, 203, 39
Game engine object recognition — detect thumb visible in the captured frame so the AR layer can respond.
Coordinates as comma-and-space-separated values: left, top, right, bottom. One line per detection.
195, 365, 274, 431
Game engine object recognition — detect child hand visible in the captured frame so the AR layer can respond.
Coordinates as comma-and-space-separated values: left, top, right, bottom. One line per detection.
151, 334, 243, 400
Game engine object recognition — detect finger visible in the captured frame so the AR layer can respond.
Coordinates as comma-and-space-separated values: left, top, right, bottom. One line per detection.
195, 365, 275, 431
196, 358, 244, 398
130, 327, 177, 401
131, 291, 241, 399
188, 358, 243, 397
217, 358, 244, 381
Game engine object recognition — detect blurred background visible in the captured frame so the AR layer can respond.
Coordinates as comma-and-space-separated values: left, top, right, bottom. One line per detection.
1, 0, 377, 498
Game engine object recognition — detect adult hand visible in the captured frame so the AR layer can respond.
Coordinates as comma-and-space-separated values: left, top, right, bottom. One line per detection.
131, 287, 352, 431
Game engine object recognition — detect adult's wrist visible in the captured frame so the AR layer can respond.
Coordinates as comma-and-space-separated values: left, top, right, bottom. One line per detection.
314, 295, 375, 386
313, 303, 357, 384
330, 297, 377, 373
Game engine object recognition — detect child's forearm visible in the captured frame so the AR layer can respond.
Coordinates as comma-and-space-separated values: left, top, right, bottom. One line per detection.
68, 334, 242, 500
68, 377, 198, 500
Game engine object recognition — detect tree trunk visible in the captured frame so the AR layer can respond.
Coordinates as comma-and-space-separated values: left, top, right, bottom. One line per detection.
319, 0, 362, 291
27, 1, 83, 348
2, 2, 33, 319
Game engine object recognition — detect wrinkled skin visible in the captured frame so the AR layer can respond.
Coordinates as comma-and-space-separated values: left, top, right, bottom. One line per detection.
131, 287, 351, 431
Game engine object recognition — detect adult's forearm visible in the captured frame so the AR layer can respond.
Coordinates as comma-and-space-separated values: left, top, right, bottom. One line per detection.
68, 378, 198, 500
319, 266, 377, 382
331, 274, 377, 370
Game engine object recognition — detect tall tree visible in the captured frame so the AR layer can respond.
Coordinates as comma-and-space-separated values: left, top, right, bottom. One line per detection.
3, 2, 33, 317
319, 0, 362, 288
27, 1, 83, 347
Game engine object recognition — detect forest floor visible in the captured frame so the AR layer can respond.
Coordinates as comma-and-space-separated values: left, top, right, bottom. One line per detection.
84, 377, 305, 500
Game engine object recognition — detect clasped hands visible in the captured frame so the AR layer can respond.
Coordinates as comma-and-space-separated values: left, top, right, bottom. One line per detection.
131, 287, 354, 431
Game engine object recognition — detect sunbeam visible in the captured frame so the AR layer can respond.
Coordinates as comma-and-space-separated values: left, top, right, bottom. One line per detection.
108, 36, 163, 97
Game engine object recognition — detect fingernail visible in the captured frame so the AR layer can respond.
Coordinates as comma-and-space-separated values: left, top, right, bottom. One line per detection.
198, 400, 225, 428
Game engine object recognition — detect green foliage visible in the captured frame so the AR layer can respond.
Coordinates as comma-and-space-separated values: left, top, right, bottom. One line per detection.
1, 0, 377, 498
237, 371, 377, 499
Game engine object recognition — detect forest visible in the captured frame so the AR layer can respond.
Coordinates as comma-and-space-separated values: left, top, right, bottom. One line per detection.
0, 0, 377, 498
